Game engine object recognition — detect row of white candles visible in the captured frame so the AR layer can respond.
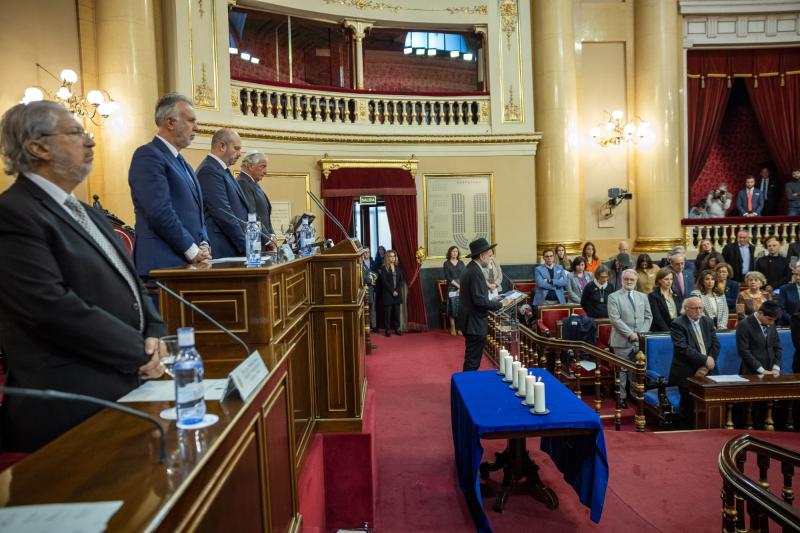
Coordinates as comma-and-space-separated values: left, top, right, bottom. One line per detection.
498, 348, 546, 414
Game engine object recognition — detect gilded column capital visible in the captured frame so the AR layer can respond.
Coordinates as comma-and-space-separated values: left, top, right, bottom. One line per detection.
343, 19, 374, 41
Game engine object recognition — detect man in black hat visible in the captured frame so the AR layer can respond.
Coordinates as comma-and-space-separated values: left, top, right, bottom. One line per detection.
457, 238, 512, 371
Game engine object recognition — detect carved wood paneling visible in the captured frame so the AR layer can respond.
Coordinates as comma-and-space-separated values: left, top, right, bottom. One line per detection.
323, 314, 347, 413
262, 382, 296, 533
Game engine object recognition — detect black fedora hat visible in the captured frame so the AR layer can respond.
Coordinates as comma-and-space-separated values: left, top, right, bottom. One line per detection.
467, 237, 497, 259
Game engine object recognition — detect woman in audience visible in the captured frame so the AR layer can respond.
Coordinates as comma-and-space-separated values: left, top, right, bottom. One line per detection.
635, 253, 660, 294
380, 249, 404, 337
736, 271, 771, 319
555, 244, 571, 271
443, 245, 465, 336
699, 251, 723, 274
648, 268, 678, 332
691, 269, 729, 329
582, 241, 601, 274
580, 265, 611, 318
567, 256, 593, 303
695, 239, 715, 270
374, 245, 386, 272
715, 262, 739, 311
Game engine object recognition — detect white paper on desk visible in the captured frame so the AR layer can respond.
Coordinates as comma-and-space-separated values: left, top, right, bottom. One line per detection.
706, 375, 750, 383
210, 256, 245, 264
578, 360, 597, 372
0, 501, 123, 533
118, 379, 228, 402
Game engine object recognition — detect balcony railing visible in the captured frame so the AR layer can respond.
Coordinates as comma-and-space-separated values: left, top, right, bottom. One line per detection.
682, 216, 800, 255
231, 80, 490, 127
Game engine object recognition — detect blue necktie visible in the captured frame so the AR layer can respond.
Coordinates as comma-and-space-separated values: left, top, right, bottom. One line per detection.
627, 291, 635, 310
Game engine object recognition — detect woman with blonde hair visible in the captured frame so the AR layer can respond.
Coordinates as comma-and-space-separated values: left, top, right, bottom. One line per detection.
379, 249, 405, 336
736, 270, 771, 319
691, 269, 729, 329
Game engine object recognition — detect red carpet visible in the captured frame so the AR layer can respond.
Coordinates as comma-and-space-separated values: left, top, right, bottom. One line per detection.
367, 330, 800, 532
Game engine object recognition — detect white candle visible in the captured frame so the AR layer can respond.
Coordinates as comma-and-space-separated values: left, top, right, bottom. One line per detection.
525, 375, 536, 406
503, 355, 513, 381
498, 349, 509, 374
534, 378, 546, 413
511, 361, 521, 388
517, 367, 527, 395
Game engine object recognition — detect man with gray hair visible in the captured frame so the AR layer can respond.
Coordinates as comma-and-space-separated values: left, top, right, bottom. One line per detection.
237, 150, 274, 243
607, 268, 652, 407
0, 101, 166, 451
128, 93, 210, 278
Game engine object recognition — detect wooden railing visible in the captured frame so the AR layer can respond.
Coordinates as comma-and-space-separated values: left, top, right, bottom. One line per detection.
487, 315, 648, 432
719, 434, 800, 532
232, 80, 490, 127
682, 216, 800, 256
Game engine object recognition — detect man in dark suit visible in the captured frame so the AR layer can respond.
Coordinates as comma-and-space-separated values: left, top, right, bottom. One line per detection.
196, 128, 247, 258
128, 93, 210, 278
755, 236, 790, 291
722, 229, 756, 282
758, 166, 779, 216
236, 151, 274, 243
457, 238, 511, 371
667, 253, 692, 304
0, 101, 166, 452
736, 300, 782, 376
777, 266, 800, 325
736, 175, 764, 216
669, 297, 720, 427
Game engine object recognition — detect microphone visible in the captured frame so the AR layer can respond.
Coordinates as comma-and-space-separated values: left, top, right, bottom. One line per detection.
306, 190, 353, 241
213, 206, 278, 246
0, 386, 167, 464
154, 281, 252, 358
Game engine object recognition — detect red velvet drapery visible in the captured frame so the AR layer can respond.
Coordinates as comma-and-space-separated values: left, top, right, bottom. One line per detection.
384, 195, 425, 330
323, 196, 354, 243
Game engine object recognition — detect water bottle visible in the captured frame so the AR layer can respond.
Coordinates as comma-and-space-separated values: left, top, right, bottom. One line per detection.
245, 212, 261, 267
174, 327, 206, 426
299, 216, 312, 256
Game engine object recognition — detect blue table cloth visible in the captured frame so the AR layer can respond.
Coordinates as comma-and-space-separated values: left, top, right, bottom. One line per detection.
451, 369, 608, 532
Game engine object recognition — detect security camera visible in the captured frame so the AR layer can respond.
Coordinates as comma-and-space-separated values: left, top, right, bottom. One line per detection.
608, 188, 633, 201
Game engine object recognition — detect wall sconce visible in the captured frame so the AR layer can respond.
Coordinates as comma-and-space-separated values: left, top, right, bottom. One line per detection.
590, 110, 649, 147
21, 64, 118, 125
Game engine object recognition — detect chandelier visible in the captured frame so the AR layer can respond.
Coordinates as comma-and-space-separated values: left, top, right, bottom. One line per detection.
20, 64, 118, 125
590, 110, 649, 147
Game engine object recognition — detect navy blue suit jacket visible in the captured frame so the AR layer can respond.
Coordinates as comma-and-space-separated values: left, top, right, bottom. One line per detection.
196, 156, 249, 258
129, 138, 208, 277
777, 282, 800, 325
736, 187, 764, 215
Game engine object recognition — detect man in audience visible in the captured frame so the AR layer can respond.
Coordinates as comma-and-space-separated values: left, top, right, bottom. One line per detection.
668, 253, 692, 304
722, 229, 755, 282
608, 268, 652, 408
607, 241, 629, 263
196, 128, 247, 258
706, 182, 732, 217
533, 249, 568, 305
777, 266, 800, 325
607, 253, 632, 291
758, 166, 779, 216
669, 297, 720, 428
755, 236, 790, 292
581, 265, 612, 319
785, 169, 800, 216
129, 93, 210, 278
0, 101, 166, 452
737, 300, 782, 376
736, 175, 764, 217
237, 150, 275, 244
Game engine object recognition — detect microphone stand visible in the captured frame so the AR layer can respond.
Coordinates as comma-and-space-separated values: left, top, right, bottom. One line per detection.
307, 190, 354, 242
213, 206, 279, 248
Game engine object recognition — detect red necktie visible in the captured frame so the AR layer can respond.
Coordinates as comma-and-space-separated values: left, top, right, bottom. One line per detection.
747, 190, 753, 212
677, 273, 684, 294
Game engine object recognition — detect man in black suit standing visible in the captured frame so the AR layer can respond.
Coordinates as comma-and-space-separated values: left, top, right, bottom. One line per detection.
722, 229, 756, 282
0, 101, 166, 452
736, 300, 782, 376
457, 238, 512, 371
669, 297, 720, 427
236, 150, 274, 246
196, 128, 247, 258
758, 166, 779, 216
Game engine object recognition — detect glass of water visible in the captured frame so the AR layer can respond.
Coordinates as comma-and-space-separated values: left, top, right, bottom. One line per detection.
160, 335, 179, 378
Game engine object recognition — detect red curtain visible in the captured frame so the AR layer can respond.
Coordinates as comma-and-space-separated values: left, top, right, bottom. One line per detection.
687, 51, 732, 186
323, 196, 354, 242
384, 195, 426, 331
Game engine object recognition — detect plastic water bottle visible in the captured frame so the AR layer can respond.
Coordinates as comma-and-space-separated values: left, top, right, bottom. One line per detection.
245, 212, 261, 267
174, 327, 206, 426
299, 216, 312, 256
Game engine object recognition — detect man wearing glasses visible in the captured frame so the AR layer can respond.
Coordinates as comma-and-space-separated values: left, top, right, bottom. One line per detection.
0, 101, 166, 452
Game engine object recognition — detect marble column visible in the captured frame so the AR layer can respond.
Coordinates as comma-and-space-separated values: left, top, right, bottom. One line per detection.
532, 0, 583, 255
94, 0, 159, 223
633, 0, 683, 252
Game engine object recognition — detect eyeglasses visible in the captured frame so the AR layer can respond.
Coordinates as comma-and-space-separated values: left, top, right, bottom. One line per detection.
686, 306, 704, 311
39, 129, 94, 142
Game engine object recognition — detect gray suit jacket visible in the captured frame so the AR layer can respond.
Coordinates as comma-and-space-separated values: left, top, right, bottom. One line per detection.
567, 271, 593, 304
608, 289, 653, 350
236, 171, 274, 235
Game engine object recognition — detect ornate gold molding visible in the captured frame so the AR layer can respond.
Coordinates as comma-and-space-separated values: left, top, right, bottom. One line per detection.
323, 0, 400, 12
633, 237, 684, 253
199, 0, 205, 17
194, 65, 214, 108
231, 87, 241, 111
447, 5, 488, 15
537, 240, 584, 256
323, 0, 488, 15
499, 0, 519, 49
319, 157, 419, 178
503, 85, 520, 122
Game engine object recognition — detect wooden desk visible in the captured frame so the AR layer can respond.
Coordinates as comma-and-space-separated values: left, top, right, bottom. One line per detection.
688, 373, 800, 430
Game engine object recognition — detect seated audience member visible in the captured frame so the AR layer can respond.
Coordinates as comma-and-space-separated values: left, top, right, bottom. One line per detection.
0, 101, 166, 452
699, 251, 723, 273
722, 229, 755, 282
567, 256, 593, 304
443, 245, 465, 336
581, 265, 612, 319
755, 236, 790, 292
481, 250, 503, 299
736, 300, 781, 376
777, 266, 800, 325
607, 253, 632, 291
648, 268, 678, 332
691, 269, 729, 330
668, 253, 692, 303
669, 296, 720, 427
705, 183, 732, 217
736, 175, 764, 216
715, 262, 739, 311
635, 253, 660, 294
582, 241, 601, 274
758, 166, 779, 216
555, 244, 571, 271
785, 169, 800, 216
688, 199, 709, 218
533, 249, 568, 306
736, 271, 771, 319
695, 238, 715, 270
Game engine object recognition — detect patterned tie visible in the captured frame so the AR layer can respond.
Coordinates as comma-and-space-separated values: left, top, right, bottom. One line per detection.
693, 321, 707, 355
677, 273, 685, 295
63, 196, 144, 331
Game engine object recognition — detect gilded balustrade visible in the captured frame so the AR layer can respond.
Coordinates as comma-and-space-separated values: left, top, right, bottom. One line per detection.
682, 217, 800, 256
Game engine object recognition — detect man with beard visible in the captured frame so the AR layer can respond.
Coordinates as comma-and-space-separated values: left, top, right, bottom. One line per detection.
0, 101, 166, 452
